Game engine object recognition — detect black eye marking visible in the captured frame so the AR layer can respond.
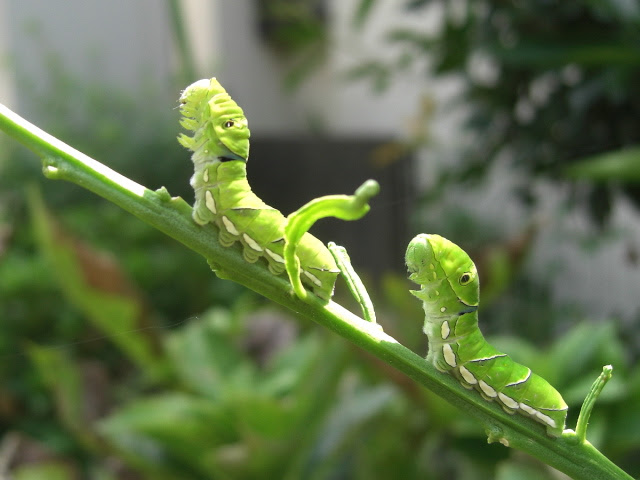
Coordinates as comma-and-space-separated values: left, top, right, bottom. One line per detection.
459, 273, 472, 285
224, 120, 234, 128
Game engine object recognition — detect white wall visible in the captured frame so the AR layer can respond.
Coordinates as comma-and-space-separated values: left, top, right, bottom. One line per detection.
0, 0, 177, 113
215, 0, 452, 138
0, 0, 15, 108
0, 0, 449, 137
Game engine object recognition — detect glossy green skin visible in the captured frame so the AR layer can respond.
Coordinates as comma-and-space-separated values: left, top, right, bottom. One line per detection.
406, 234, 568, 436
178, 78, 338, 300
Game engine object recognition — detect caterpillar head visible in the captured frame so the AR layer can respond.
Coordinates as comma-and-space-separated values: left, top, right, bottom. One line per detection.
179, 77, 250, 161
209, 89, 250, 161
406, 234, 479, 307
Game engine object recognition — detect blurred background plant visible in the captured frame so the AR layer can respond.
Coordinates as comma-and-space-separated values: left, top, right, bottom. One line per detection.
345, 0, 640, 373
1, 0, 639, 479
348, 0, 640, 223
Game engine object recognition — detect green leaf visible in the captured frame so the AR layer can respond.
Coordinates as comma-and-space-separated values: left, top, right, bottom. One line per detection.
565, 147, 640, 182
164, 309, 254, 399
27, 187, 166, 380
12, 462, 77, 480
231, 393, 298, 439
343, 60, 392, 92
545, 322, 616, 386
259, 333, 321, 396
100, 392, 236, 444
386, 28, 433, 50
352, 0, 376, 29
26, 344, 100, 449
562, 372, 626, 406
98, 392, 236, 476
311, 385, 395, 460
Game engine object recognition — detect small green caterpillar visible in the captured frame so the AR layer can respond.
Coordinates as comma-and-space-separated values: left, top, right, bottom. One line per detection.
406, 234, 568, 436
178, 78, 339, 299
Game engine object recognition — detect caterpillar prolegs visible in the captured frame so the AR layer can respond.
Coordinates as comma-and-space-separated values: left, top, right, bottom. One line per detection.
178, 78, 339, 300
406, 234, 568, 437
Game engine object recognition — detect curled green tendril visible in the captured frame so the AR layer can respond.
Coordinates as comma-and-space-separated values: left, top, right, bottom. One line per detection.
283, 179, 380, 300
575, 365, 613, 443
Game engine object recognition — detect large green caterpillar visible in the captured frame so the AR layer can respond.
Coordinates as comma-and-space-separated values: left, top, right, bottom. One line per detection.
406, 234, 568, 437
178, 78, 339, 300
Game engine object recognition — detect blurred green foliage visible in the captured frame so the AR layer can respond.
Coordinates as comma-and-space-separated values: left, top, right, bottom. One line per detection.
4, 192, 640, 478
566, 147, 640, 183
256, 0, 329, 90
350, 0, 640, 226
0, 176, 638, 478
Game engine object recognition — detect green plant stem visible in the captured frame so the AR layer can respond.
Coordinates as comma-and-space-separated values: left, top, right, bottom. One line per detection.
576, 365, 613, 443
328, 242, 376, 323
0, 103, 633, 480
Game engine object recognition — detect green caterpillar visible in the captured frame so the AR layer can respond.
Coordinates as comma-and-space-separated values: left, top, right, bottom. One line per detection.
178, 78, 339, 300
406, 234, 568, 437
